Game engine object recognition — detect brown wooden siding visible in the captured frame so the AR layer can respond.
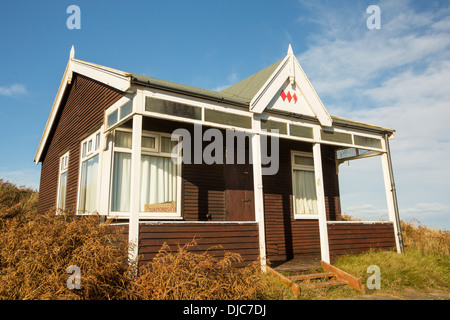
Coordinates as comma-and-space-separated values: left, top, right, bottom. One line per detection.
37, 74, 124, 214
141, 117, 227, 221
262, 139, 341, 262
138, 222, 259, 266
328, 222, 396, 259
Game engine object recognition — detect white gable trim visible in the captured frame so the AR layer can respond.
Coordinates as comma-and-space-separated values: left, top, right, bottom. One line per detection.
250, 45, 332, 127
34, 49, 132, 164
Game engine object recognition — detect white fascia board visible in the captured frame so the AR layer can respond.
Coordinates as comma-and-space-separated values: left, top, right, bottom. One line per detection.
34, 60, 73, 164
293, 58, 333, 127
249, 52, 333, 128
71, 59, 131, 92
34, 59, 132, 164
250, 56, 290, 114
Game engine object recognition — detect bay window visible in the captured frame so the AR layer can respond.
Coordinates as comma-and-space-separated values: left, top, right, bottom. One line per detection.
291, 151, 318, 218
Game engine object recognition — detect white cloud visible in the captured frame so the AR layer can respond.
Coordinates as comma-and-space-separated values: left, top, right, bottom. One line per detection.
296, 0, 450, 230
0, 83, 27, 96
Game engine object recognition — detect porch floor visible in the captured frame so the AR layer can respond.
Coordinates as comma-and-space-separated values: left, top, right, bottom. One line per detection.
272, 256, 322, 273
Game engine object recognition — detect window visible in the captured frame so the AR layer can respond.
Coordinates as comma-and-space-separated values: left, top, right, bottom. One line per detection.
111, 130, 132, 212
78, 130, 101, 214
107, 100, 133, 129
291, 151, 318, 218
57, 151, 69, 212
109, 129, 181, 217
140, 133, 180, 214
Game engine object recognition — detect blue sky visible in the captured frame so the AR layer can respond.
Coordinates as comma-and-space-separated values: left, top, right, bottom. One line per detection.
0, 0, 449, 230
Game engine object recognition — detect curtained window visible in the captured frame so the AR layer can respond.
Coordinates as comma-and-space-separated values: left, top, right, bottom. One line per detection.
78, 130, 101, 214
110, 129, 180, 216
291, 152, 318, 217
111, 131, 132, 212
140, 134, 179, 214
57, 151, 69, 212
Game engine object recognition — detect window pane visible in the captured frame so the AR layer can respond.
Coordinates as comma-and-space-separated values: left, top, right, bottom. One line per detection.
140, 155, 177, 212
142, 136, 156, 149
107, 110, 118, 128
294, 155, 314, 166
111, 152, 131, 212
79, 155, 99, 213
115, 131, 132, 149
120, 101, 132, 120
58, 172, 67, 211
82, 142, 87, 158
160, 136, 177, 154
95, 133, 101, 151
293, 169, 318, 215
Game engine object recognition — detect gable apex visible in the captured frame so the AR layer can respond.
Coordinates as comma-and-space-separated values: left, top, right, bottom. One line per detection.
249, 45, 332, 127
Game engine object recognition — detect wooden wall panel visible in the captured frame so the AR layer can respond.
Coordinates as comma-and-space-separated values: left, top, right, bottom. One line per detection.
38, 74, 124, 214
328, 222, 396, 259
138, 222, 259, 266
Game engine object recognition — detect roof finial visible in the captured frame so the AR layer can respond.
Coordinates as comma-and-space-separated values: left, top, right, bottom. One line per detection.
287, 43, 293, 56
70, 45, 75, 59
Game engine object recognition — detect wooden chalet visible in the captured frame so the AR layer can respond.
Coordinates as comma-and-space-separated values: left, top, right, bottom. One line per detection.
34, 45, 403, 268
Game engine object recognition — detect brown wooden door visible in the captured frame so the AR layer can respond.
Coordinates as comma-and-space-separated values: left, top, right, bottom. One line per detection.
225, 163, 255, 221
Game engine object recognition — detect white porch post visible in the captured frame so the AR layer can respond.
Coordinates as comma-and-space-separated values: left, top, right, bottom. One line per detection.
313, 141, 330, 263
128, 114, 143, 263
252, 119, 267, 272
381, 135, 404, 253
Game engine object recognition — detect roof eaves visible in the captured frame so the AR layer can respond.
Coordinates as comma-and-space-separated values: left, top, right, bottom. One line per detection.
130, 74, 249, 108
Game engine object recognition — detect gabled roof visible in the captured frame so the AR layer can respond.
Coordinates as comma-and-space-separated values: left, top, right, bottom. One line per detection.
221, 59, 283, 101
35, 45, 395, 164
130, 73, 248, 107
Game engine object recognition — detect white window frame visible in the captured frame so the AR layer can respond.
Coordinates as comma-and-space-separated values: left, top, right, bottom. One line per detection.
56, 151, 70, 212
291, 150, 319, 219
139, 130, 183, 219
109, 128, 132, 215
109, 128, 182, 219
77, 128, 103, 215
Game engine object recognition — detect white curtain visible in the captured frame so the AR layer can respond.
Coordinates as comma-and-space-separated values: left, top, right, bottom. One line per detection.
79, 155, 99, 213
140, 155, 177, 212
293, 169, 318, 215
111, 152, 131, 212
58, 172, 67, 210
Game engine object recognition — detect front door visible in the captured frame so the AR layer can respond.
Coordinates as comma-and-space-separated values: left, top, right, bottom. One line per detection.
225, 163, 255, 221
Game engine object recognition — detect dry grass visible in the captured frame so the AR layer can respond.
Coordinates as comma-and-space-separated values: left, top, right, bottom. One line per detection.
0, 180, 272, 300
401, 219, 450, 257
126, 241, 271, 300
